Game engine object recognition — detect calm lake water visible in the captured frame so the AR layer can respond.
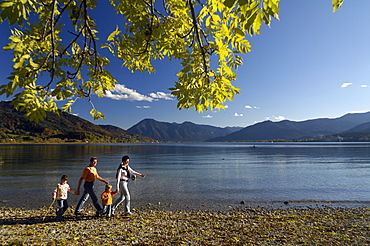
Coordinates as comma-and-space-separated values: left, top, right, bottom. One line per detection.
0, 142, 370, 210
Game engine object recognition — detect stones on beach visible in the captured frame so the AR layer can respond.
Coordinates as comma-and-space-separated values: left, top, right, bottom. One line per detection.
0, 207, 370, 245
240, 200, 246, 204
2, 206, 370, 245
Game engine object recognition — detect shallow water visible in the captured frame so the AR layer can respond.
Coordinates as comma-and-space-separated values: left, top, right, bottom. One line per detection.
1, 142, 370, 210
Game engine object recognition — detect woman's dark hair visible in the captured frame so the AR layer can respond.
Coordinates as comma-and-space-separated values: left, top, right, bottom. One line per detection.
122, 155, 130, 162
116, 155, 130, 179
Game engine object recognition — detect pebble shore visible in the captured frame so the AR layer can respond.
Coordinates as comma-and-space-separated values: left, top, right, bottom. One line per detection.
1, 204, 370, 245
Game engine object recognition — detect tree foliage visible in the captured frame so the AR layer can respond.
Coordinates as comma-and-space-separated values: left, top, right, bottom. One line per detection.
0, 0, 345, 122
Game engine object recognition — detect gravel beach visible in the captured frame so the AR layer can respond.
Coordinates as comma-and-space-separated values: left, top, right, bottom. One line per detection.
1, 203, 370, 245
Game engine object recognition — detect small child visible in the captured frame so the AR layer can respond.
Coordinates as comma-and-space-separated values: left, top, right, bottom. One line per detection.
52, 175, 76, 221
101, 184, 118, 218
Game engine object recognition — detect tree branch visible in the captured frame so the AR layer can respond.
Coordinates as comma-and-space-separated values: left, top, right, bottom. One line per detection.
44, 0, 57, 89
188, 0, 209, 75
134, 0, 156, 55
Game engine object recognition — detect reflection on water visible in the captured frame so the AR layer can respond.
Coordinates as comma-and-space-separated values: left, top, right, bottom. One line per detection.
1, 142, 370, 209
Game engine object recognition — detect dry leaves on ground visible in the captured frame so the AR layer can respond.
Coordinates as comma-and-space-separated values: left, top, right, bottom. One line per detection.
1, 205, 370, 245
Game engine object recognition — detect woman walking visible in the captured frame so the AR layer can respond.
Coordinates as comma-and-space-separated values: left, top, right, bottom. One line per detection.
112, 155, 146, 216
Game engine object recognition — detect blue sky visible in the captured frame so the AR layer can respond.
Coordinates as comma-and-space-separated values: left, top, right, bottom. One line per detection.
1, 0, 370, 130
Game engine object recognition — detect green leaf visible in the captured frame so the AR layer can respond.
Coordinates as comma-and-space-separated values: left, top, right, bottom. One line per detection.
224, 0, 236, 8
252, 13, 262, 34
90, 109, 105, 120
332, 0, 344, 12
107, 26, 121, 41
29, 58, 39, 69
233, 27, 244, 37
0, 1, 15, 9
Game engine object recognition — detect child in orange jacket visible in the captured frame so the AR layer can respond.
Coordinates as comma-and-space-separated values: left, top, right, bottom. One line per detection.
101, 184, 118, 218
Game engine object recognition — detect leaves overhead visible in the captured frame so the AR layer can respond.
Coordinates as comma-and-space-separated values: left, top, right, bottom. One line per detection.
332, 0, 345, 12
0, 0, 343, 121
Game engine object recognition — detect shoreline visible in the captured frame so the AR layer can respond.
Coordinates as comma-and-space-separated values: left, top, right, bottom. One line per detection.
1, 184, 370, 211
2, 194, 370, 211
1, 204, 370, 245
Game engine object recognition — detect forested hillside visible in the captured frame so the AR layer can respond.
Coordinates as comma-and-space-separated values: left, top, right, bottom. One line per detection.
0, 101, 155, 143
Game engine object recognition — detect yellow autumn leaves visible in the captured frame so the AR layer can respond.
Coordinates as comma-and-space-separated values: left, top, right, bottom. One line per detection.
0, 0, 345, 121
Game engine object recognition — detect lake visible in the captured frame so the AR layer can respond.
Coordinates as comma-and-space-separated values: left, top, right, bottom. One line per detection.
0, 142, 370, 210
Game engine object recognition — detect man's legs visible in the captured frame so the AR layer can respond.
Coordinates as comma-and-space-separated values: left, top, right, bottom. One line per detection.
75, 189, 89, 215
84, 181, 103, 213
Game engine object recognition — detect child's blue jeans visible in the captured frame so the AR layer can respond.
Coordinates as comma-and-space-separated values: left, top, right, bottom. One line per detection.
56, 199, 68, 220
102, 204, 112, 217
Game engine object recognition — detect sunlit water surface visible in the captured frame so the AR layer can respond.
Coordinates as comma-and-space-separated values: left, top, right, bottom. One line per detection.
1, 142, 370, 210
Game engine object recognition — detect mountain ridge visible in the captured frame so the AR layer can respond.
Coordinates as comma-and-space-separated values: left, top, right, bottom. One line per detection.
2, 100, 370, 142
207, 112, 370, 142
127, 119, 242, 142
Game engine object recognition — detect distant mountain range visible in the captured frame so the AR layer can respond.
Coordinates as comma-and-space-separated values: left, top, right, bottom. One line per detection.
128, 112, 370, 142
2, 100, 370, 142
207, 112, 370, 142
127, 119, 242, 142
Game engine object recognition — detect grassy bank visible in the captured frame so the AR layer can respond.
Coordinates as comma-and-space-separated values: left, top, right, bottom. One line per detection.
1, 205, 369, 245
